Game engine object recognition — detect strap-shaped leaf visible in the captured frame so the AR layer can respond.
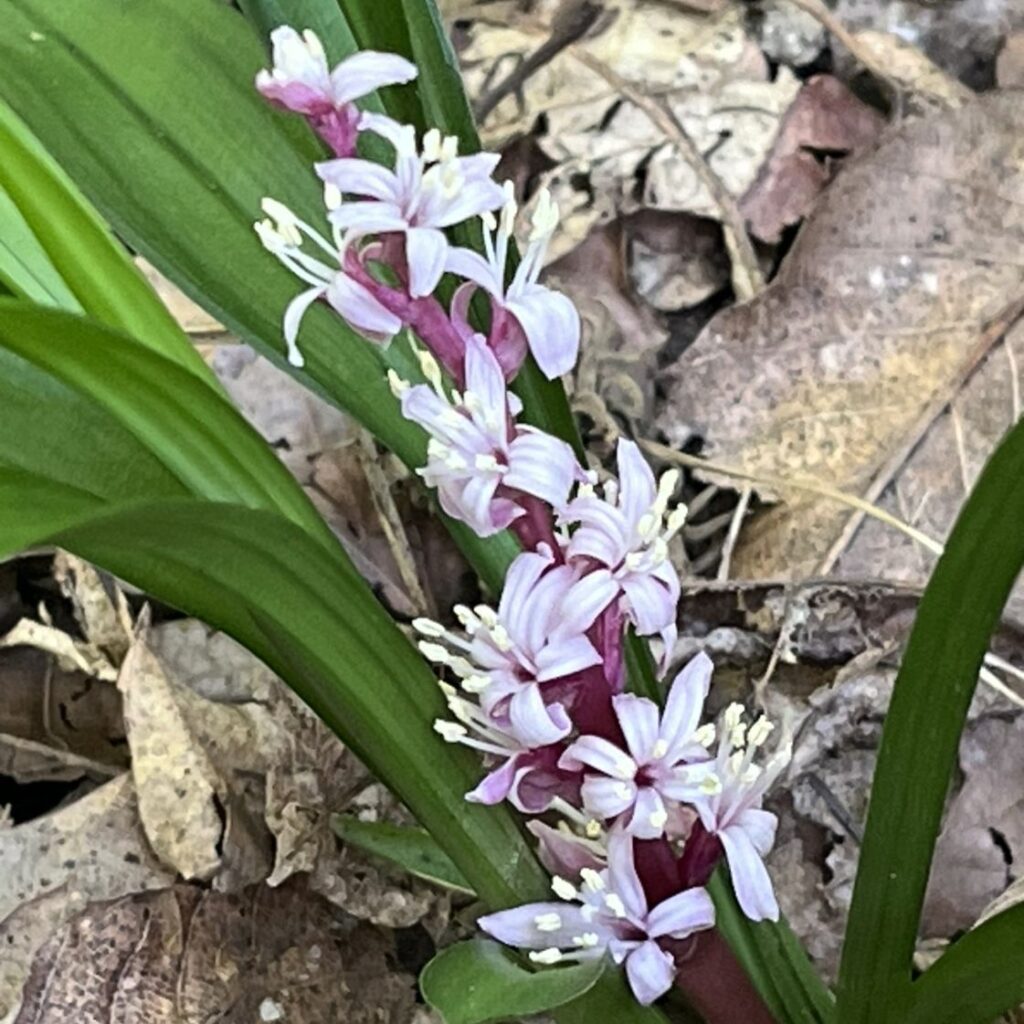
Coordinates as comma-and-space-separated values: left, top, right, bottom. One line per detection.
421, 940, 607, 1024
0, 184, 78, 307
0, 302, 329, 543
836, 417, 1024, 1023
904, 902, 1024, 1024
0, 97, 214, 383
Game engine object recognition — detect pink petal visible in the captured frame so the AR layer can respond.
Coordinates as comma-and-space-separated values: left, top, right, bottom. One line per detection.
327, 200, 407, 234
625, 941, 677, 1006
406, 226, 448, 297
464, 334, 510, 428
316, 157, 401, 202
507, 285, 580, 379
508, 685, 571, 747
719, 825, 780, 922
329, 50, 417, 104
325, 273, 402, 340
646, 887, 716, 940
620, 573, 675, 637
445, 246, 504, 297
616, 439, 657, 528
580, 775, 637, 819
479, 902, 605, 951
527, 820, 604, 877
560, 735, 636, 779
660, 652, 713, 760
506, 429, 579, 510
555, 569, 619, 638
613, 693, 661, 764
534, 635, 602, 682
466, 757, 518, 805
736, 808, 778, 857
605, 832, 648, 922
626, 785, 668, 840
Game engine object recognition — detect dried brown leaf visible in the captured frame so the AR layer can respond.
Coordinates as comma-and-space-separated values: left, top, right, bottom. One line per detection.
655, 94, 1024, 579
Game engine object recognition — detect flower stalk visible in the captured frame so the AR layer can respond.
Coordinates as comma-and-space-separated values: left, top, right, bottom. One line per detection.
256, 29, 792, 1013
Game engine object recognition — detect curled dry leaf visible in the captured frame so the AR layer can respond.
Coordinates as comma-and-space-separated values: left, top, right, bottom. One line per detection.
461, 3, 800, 253
12, 879, 419, 1024
0, 774, 175, 1020
656, 94, 1024, 581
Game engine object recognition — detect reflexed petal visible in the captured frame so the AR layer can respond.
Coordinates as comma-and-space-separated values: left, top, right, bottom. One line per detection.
554, 569, 619, 638
613, 694, 661, 764
616, 439, 657, 528
464, 334, 509, 430
264, 26, 330, 91
624, 941, 677, 1006
506, 429, 579, 510
281, 286, 323, 367
358, 111, 418, 155
646, 887, 715, 940
466, 757, 518, 805
534, 635, 602, 682
445, 246, 504, 297
325, 274, 402, 340
736, 808, 778, 857
620, 573, 675, 637
605, 831, 648, 922
315, 157, 401, 202
431, 174, 506, 228
580, 775, 637, 819
255, 77, 328, 114
560, 735, 637, 779
329, 50, 417, 103
497, 548, 554, 645
406, 226, 448, 297
509, 685, 571, 747
660, 652, 713, 760
327, 200, 407, 234
507, 285, 580, 379
719, 826, 780, 922
561, 496, 630, 566
479, 902, 607, 951
626, 785, 668, 840
527, 820, 604, 877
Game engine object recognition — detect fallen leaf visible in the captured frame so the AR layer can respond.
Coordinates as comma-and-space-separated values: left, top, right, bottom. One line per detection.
997, 32, 1024, 88
754, 0, 827, 67
13, 879, 419, 1024
0, 774, 174, 1020
740, 75, 885, 243
52, 553, 132, 663
136, 257, 224, 336
0, 618, 117, 682
655, 94, 1024, 580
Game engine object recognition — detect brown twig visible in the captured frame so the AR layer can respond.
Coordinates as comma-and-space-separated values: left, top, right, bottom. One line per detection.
816, 296, 1024, 573
569, 48, 765, 301
473, 0, 604, 122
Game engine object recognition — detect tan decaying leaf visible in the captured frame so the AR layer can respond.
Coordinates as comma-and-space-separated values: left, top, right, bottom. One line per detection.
0, 618, 117, 682
0, 732, 117, 785
119, 620, 230, 881
52, 552, 132, 663
12, 880, 420, 1024
850, 30, 974, 109
655, 94, 1024, 580
461, 4, 798, 249
0, 774, 175, 1021
997, 33, 1024, 88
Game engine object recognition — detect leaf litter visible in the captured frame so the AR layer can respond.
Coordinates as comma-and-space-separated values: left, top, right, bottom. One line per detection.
5, 0, 1024, 1016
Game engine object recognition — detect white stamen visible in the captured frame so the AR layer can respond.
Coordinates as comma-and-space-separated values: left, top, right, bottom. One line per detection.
530, 948, 564, 965
416, 348, 444, 393
573, 932, 600, 949
652, 739, 669, 760
552, 876, 578, 901
584, 819, 603, 839
748, 717, 775, 748
323, 181, 342, 211
475, 453, 501, 472
580, 868, 605, 893
649, 808, 669, 829
440, 134, 459, 162
413, 618, 446, 638
434, 720, 466, 742
461, 674, 491, 694
418, 641, 450, 664
693, 723, 716, 748
387, 370, 410, 397
422, 128, 442, 163
603, 893, 627, 918
535, 912, 562, 932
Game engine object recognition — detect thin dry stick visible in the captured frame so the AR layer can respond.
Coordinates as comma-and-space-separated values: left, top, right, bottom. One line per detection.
354, 430, 434, 617
785, 0, 905, 96
817, 297, 1024, 573
717, 486, 752, 582
568, 47, 765, 301
642, 441, 1024, 708
641, 438, 945, 556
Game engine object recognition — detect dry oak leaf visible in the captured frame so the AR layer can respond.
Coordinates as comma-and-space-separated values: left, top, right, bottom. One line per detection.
655, 93, 1024, 580
12, 879, 419, 1024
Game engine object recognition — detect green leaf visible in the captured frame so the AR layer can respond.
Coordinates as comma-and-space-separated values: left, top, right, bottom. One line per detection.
0, 97, 214, 383
422, 940, 607, 1024
904, 903, 1024, 1024
0, 183, 78, 307
0, 302, 330, 544
0, 0, 425, 466
836, 416, 1024, 1024
332, 814, 474, 893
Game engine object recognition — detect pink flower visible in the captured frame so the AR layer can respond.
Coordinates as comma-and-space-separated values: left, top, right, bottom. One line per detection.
255, 198, 402, 366
559, 439, 685, 666
317, 114, 505, 296
693, 704, 790, 922
391, 336, 581, 537
415, 545, 611, 726
445, 187, 580, 380
478, 832, 715, 1005
256, 28, 416, 156
560, 654, 720, 839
